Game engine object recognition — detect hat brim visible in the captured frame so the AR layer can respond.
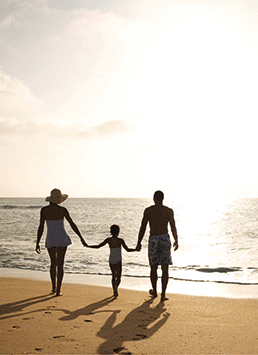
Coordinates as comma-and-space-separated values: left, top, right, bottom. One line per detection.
46, 194, 68, 204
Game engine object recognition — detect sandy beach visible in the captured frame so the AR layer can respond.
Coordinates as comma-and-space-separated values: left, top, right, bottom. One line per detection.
1, 276, 258, 354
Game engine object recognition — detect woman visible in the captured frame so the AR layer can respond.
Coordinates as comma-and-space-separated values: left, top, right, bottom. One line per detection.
36, 188, 87, 296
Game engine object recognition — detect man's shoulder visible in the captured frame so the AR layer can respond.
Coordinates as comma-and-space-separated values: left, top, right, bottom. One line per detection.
163, 205, 174, 216
144, 205, 155, 213
163, 205, 173, 212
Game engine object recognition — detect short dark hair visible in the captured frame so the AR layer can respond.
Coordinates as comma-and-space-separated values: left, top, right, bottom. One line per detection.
110, 224, 120, 236
154, 190, 164, 201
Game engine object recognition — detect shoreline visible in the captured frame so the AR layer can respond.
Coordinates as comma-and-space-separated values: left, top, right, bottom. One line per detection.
1, 267, 258, 299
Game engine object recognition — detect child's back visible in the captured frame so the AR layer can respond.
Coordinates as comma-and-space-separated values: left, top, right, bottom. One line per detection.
108, 236, 122, 265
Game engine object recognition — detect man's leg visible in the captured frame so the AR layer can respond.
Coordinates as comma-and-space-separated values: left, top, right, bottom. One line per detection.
161, 264, 169, 301
150, 265, 158, 297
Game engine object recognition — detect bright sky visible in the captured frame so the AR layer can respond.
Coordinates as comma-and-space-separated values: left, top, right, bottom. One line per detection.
1, 0, 258, 198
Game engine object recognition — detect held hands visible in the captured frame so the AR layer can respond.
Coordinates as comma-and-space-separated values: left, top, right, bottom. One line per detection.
136, 243, 142, 252
80, 238, 88, 247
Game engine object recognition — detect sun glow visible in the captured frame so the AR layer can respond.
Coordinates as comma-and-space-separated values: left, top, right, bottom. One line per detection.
122, 15, 258, 199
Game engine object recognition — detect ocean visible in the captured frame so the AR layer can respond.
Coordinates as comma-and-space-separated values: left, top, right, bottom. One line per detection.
1, 196, 258, 291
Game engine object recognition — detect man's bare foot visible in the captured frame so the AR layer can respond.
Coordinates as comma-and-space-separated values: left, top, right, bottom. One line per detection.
113, 288, 118, 298
56, 291, 63, 296
149, 289, 157, 298
160, 294, 169, 301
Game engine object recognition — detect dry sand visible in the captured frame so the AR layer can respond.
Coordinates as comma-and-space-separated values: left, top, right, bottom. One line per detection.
1, 277, 258, 354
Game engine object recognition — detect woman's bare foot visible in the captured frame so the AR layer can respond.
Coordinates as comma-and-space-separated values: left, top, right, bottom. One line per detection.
56, 290, 63, 296
149, 289, 157, 298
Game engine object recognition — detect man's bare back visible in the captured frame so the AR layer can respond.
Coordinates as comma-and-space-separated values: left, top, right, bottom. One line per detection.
144, 204, 174, 236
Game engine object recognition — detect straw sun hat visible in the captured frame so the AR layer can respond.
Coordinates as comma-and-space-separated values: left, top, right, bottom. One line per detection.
46, 188, 68, 204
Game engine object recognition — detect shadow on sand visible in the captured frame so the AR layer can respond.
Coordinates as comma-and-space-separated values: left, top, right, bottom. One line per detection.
58, 296, 116, 321
97, 297, 170, 354
0, 294, 55, 320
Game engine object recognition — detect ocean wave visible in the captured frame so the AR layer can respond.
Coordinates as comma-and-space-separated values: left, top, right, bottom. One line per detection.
0, 205, 42, 209
1, 265, 258, 286
65, 271, 258, 285
196, 267, 242, 273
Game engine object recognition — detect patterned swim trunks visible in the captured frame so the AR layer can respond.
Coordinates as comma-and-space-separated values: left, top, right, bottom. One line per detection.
148, 233, 172, 266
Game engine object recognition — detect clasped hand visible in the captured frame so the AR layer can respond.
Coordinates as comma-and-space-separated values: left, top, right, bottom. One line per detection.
136, 244, 142, 252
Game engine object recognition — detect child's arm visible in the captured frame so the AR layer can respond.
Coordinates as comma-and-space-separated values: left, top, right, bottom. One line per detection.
87, 238, 108, 249
121, 239, 137, 252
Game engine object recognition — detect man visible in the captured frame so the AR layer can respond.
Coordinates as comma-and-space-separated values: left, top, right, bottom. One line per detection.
136, 191, 179, 301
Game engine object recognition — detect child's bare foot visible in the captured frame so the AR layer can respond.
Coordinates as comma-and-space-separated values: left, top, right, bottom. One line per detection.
113, 288, 118, 298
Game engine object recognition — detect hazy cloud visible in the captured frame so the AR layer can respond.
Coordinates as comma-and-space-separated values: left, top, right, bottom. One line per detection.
0, 70, 41, 119
0, 116, 130, 140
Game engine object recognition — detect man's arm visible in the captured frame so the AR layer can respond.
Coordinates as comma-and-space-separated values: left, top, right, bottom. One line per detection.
136, 209, 148, 250
169, 209, 179, 251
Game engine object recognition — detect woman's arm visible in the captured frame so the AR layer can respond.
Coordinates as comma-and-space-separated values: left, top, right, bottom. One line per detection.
36, 208, 45, 254
87, 239, 108, 249
121, 239, 136, 252
64, 208, 87, 246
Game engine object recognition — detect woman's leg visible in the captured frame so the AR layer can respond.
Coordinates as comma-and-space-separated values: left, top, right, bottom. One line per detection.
47, 247, 57, 293
56, 246, 67, 295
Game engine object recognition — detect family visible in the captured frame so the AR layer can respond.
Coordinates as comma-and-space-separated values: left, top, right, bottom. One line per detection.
36, 189, 179, 301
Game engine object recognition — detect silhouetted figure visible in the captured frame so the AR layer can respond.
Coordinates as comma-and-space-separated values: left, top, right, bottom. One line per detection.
136, 191, 179, 301
87, 225, 137, 297
36, 188, 87, 296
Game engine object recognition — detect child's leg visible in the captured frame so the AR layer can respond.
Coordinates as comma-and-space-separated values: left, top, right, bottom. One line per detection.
109, 263, 117, 295
109, 261, 122, 297
115, 261, 122, 289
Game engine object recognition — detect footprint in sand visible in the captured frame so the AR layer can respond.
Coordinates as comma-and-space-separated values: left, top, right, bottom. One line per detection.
132, 333, 148, 341
84, 319, 92, 322
35, 347, 43, 352
53, 335, 65, 339
44, 311, 52, 314
12, 325, 20, 329
113, 347, 132, 354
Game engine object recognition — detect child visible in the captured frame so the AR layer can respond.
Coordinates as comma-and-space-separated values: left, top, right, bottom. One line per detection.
86, 225, 137, 297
